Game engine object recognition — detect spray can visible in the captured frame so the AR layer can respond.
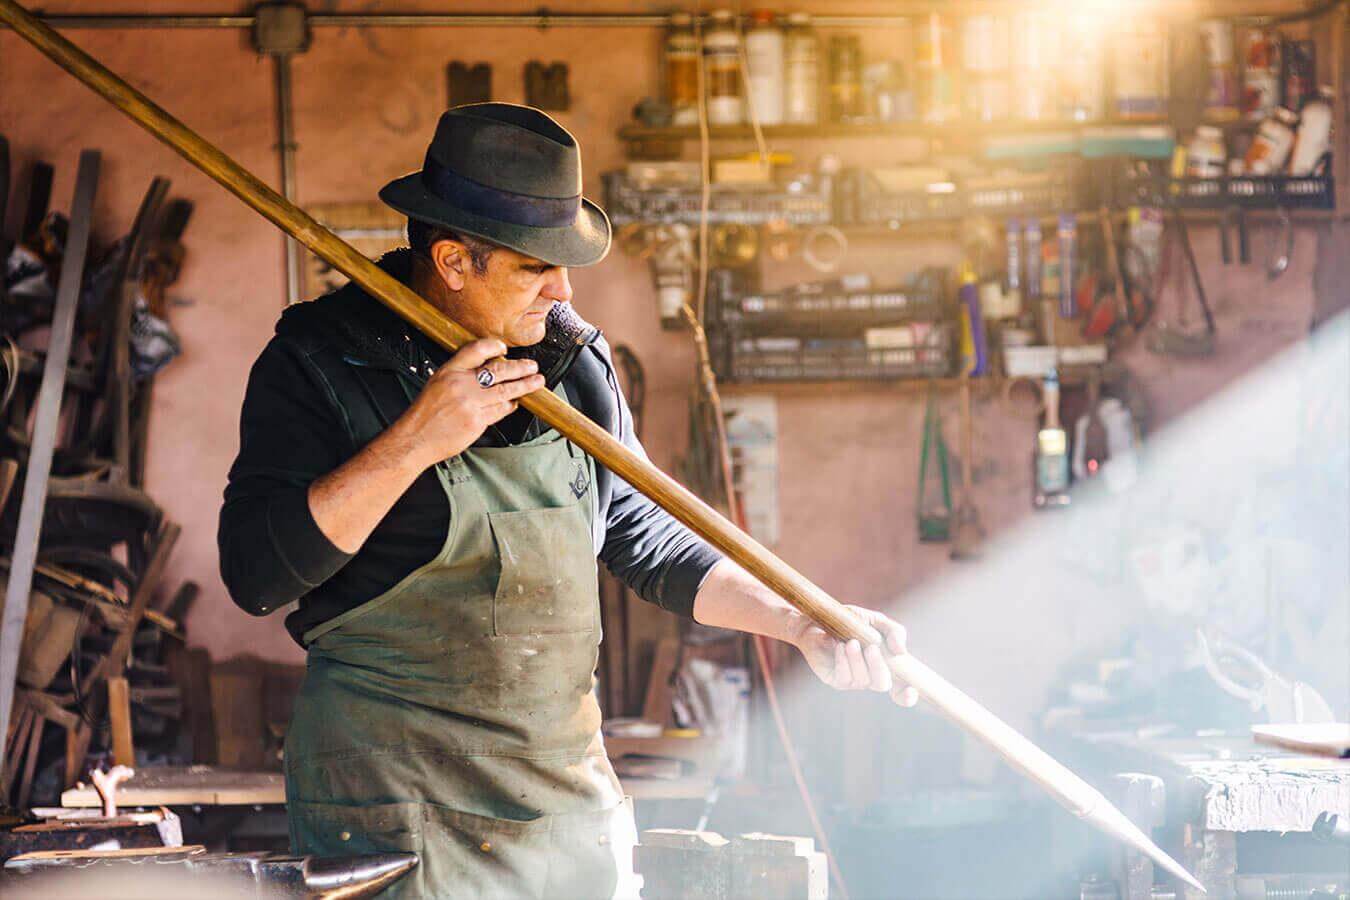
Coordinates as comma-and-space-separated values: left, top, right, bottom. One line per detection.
958, 264, 988, 376
1005, 218, 1023, 301
1057, 213, 1077, 319
1023, 219, 1043, 302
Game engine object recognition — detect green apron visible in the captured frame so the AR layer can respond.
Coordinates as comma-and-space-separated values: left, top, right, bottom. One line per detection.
285, 387, 638, 899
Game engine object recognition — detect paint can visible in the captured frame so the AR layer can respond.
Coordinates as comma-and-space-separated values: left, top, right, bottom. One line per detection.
665, 13, 700, 127
1112, 19, 1167, 120
1200, 19, 1240, 121
703, 10, 744, 126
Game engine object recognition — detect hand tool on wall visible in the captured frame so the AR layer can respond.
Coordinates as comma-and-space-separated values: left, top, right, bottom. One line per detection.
916, 384, 952, 543
1148, 204, 1215, 358
1265, 208, 1293, 281
0, 5, 1205, 888
949, 375, 983, 560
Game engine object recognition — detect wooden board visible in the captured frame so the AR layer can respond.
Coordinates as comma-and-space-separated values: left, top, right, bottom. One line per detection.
60, 766, 285, 808
1252, 723, 1350, 758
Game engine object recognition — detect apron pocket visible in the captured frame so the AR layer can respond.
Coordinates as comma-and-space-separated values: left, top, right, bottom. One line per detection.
289, 798, 423, 858
488, 506, 599, 636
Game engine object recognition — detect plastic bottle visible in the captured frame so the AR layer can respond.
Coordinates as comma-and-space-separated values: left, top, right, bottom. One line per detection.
1244, 107, 1298, 174
1185, 126, 1227, 178
783, 13, 819, 125
743, 10, 785, 126
665, 13, 700, 127
703, 10, 743, 126
1288, 87, 1332, 175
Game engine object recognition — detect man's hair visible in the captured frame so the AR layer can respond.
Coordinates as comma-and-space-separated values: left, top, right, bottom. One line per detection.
407, 218, 498, 276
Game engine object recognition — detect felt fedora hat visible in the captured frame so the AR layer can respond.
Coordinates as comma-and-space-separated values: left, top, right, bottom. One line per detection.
380, 103, 611, 268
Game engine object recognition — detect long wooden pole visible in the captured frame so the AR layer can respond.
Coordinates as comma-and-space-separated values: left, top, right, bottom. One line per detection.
0, 2, 1203, 889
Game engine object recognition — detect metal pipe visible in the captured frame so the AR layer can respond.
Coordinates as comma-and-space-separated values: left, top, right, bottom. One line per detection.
273, 51, 301, 306
20, 3, 1320, 31
0, 1, 1206, 891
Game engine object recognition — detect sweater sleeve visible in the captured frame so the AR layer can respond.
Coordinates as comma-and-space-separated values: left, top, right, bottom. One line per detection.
596, 350, 724, 618
217, 338, 355, 616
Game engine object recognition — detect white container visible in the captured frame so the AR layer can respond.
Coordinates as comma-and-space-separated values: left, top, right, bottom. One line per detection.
1185, 126, 1227, 178
703, 10, 744, 126
783, 12, 819, 125
1112, 19, 1167, 120
1244, 107, 1298, 174
744, 9, 785, 125
1004, 345, 1057, 378
1289, 87, 1333, 175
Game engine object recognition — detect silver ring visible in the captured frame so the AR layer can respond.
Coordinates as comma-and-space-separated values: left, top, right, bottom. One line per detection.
475, 367, 495, 388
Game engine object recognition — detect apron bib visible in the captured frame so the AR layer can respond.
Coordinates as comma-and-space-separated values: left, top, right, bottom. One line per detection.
285, 387, 636, 899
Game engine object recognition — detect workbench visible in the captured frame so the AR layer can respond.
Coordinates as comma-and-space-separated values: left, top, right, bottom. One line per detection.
1058, 729, 1350, 900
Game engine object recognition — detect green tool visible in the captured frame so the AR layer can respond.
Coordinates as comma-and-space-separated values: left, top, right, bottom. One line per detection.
917, 384, 953, 543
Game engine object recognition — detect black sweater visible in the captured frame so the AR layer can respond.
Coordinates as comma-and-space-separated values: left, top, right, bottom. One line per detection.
218, 250, 722, 646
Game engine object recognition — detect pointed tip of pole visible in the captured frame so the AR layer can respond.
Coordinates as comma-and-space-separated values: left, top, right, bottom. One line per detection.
1083, 802, 1206, 896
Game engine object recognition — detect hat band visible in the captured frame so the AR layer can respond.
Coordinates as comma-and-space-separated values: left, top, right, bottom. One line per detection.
422, 159, 580, 228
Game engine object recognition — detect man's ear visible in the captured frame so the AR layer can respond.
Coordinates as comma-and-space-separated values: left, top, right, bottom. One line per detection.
432, 239, 468, 291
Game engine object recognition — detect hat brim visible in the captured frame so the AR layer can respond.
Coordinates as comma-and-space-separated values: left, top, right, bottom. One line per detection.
378, 172, 611, 268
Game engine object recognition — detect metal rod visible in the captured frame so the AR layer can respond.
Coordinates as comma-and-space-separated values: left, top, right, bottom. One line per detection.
273, 52, 301, 306
0, 1, 1205, 889
18, 2, 1321, 31
0, 149, 100, 762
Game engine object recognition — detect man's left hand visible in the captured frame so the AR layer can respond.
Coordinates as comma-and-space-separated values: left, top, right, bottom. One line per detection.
790, 605, 919, 707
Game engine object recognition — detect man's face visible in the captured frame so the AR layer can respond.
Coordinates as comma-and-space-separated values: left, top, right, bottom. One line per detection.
431, 240, 573, 348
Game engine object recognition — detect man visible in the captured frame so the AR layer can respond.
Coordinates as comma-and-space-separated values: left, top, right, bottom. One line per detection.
219, 103, 912, 899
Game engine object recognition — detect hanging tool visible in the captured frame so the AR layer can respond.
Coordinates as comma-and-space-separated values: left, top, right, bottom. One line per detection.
0, 5, 1206, 888
1148, 203, 1215, 357
949, 375, 984, 560
916, 383, 952, 543
1265, 208, 1293, 281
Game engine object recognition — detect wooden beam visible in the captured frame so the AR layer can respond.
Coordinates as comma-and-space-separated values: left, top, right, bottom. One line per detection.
106, 677, 134, 767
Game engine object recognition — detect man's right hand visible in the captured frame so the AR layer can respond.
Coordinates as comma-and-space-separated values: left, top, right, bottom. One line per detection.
308, 338, 545, 554
395, 338, 546, 470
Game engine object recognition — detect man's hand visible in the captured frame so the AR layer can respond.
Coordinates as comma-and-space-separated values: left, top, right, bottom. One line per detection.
790, 605, 919, 707
394, 338, 545, 470
307, 338, 544, 555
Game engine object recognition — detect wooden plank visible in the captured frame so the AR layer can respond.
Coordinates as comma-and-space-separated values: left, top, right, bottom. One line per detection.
60, 766, 286, 808
1253, 723, 1350, 758
106, 676, 134, 767
17, 689, 78, 732
0, 150, 100, 754
10, 844, 205, 863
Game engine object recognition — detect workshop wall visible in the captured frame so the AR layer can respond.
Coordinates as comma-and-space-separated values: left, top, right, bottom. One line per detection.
0, 0, 1332, 795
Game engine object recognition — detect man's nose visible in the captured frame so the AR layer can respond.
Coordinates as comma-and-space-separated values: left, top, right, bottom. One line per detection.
543, 267, 573, 304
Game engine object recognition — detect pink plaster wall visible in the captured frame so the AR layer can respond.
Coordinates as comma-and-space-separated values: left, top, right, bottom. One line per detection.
1, 3, 1328, 771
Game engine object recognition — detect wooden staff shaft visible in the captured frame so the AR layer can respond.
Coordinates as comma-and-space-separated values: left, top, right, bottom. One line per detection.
0, 3, 1204, 890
